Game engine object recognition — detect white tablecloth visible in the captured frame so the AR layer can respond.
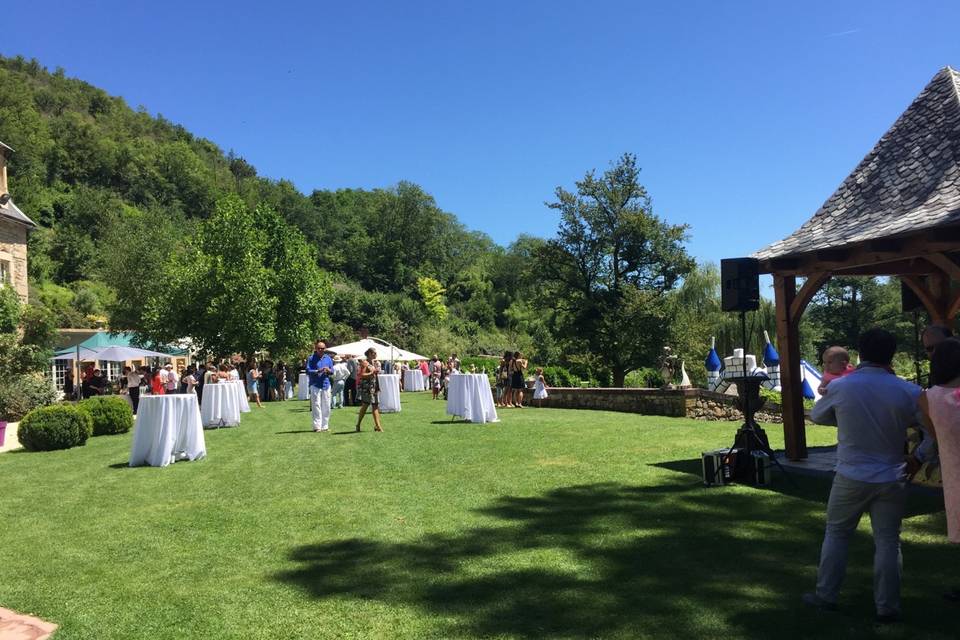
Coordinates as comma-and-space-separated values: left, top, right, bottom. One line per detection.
298, 373, 310, 400
229, 380, 251, 412
446, 374, 499, 423
403, 369, 426, 391
377, 374, 401, 413
200, 383, 242, 427
129, 394, 205, 467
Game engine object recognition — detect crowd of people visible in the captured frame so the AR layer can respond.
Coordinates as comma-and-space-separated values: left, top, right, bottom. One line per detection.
802, 325, 960, 624
63, 347, 554, 415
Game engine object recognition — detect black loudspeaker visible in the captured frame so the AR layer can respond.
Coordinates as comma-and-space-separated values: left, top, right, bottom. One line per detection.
721, 258, 760, 312
901, 280, 924, 313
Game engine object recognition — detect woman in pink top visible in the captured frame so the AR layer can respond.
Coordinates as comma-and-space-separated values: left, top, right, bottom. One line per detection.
919, 337, 960, 601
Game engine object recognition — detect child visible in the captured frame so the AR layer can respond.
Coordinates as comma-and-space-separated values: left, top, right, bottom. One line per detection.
818, 346, 855, 395
533, 368, 549, 408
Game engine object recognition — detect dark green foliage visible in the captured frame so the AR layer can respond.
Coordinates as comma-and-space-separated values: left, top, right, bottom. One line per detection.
0, 374, 59, 422
78, 396, 133, 436
540, 365, 582, 388
458, 356, 499, 374
17, 403, 93, 451
536, 153, 695, 386
0, 287, 20, 333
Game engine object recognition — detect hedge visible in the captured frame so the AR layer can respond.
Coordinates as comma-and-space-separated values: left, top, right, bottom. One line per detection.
17, 404, 93, 451
79, 396, 134, 436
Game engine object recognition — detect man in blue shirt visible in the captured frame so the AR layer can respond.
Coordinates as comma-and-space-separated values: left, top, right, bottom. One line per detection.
306, 339, 334, 432
803, 328, 921, 624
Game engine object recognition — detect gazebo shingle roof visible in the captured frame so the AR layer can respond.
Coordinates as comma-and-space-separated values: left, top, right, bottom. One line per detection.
755, 66, 960, 260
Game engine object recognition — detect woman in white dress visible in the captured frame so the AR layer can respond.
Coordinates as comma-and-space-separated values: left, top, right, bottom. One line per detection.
533, 367, 549, 408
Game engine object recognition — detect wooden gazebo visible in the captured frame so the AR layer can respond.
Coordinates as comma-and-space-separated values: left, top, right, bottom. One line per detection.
754, 67, 960, 460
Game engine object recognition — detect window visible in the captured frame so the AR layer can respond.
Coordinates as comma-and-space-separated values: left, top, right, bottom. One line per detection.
52, 361, 70, 391
98, 360, 123, 384
0, 259, 10, 286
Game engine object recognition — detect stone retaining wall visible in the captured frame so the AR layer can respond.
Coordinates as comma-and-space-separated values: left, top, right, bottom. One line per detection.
534, 387, 783, 423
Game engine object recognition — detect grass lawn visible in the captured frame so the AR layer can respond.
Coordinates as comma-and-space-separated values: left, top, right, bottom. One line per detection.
0, 393, 954, 639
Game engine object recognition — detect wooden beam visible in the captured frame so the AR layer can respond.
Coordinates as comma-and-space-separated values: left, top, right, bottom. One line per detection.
774, 275, 807, 460
762, 231, 960, 276
948, 291, 960, 321
768, 258, 800, 272
832, 260, 939, 276
902, 275, 947, 325
929, 227, 960, 243
789, 272, 830, 321
867, 239, 905, 253
924, 253, 960, 282
815, 249, 850, 262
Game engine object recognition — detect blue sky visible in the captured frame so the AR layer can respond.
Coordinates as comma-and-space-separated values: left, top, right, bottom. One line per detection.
5, 1, 960, 266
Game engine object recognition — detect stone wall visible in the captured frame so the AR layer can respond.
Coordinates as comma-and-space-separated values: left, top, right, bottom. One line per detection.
534, 386, 783, 422
0, 218, 28, 302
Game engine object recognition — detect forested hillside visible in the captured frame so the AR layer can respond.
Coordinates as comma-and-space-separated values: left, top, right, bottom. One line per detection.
0, 56, 552, 353
0, 54, 922, 385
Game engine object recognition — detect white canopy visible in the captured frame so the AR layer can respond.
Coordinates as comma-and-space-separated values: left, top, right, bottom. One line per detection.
326, 337, 426, 361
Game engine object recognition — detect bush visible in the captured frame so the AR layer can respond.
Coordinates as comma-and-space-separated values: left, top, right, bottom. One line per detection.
0, 374, 59, 422
625, 367, 664, 388
460, 356, 499, 374
17, 404, 93, 451
540, 365, 580, 388
78, 396, 133, 436
759, 388, 814, 410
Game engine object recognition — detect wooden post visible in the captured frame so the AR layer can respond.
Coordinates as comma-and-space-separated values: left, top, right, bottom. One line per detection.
774, 274, 807, 460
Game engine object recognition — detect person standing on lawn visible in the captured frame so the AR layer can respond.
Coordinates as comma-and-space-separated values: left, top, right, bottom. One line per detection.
355, 347, 384, 432
918, 337, 960, 603
306, 340, 334, 432
511, 351, 528, 408
803, 328, 922, 624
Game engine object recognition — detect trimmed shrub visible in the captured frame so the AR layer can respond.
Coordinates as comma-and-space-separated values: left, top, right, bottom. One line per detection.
540, 366, 581, 388
79, 396, 134, 436
18, 404, 93, 451
0, 374, 59, 422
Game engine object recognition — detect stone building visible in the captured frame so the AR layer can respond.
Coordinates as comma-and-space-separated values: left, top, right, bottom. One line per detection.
0, 141, 36, 302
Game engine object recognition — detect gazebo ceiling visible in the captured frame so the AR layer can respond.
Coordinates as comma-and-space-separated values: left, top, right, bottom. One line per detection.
755, 67, 960, 272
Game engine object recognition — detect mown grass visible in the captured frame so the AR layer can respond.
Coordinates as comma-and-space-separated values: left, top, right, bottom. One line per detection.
0, 393, 954, 639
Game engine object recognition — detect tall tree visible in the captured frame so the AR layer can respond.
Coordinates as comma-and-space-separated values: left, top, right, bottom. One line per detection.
537, 153, 694, 386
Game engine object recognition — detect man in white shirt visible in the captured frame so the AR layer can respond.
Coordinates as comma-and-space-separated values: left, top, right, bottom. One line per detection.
803, 328, 921, 624
124, 366, 142, 413
331, 357, 349, 409
164, 363, 179, 394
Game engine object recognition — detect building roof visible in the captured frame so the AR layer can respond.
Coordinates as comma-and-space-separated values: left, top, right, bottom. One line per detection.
755, 67, 960, 261
0, 198, 37, 228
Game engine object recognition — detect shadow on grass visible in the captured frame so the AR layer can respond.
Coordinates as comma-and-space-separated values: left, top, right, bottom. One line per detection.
274, 430, 315, 435
274, 481, 954, 639
651, 458, 945, 517
430, 419, 473, 425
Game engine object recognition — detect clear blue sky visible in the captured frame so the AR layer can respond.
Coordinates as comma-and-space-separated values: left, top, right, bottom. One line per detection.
5, 1, 960, 266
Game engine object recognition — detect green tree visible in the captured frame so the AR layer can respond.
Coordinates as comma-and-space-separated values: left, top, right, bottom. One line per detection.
536, 153, 694, 386
417, 276, 448, 322
99, 206, 188, 332
156, 196, 277, 357
257, 204, 333, 358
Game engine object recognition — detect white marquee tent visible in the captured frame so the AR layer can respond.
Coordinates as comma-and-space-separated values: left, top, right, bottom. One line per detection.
326, 337, 427, 361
